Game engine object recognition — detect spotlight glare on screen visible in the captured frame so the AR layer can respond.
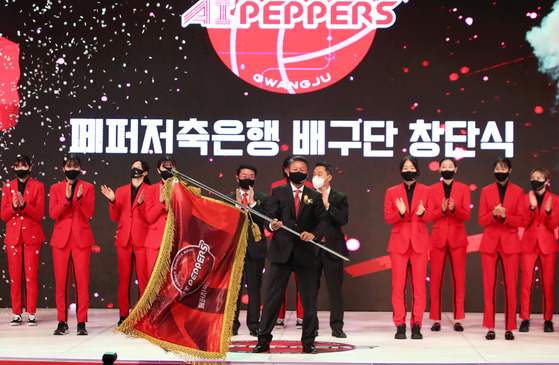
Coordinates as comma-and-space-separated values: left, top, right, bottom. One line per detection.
346, 238, 360, 251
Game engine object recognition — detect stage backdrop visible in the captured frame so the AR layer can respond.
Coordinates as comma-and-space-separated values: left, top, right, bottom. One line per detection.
0, 0, 558, 314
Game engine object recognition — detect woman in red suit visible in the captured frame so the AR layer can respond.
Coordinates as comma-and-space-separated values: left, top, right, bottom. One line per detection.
478, 157, 525, 341
143, 156, 176, 276
101, 160, 151, 325
519, 168, 559, 333
49, 154, 95, 336
428, 158, 471, 332
384, 156, 433, 340
1, 155, 45, 326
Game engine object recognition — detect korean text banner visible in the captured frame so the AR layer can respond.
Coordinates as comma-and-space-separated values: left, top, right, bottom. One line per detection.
117, 179, 248, 360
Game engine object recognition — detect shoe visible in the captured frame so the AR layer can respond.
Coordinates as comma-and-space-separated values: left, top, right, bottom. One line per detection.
431, 322, 441, 331
10, 314, 23, 326
519, 319, 530, 332
249, 328, 260, 337
117, 316, 127, 326
332, 329, 347, 338
275, 318, 284, 327
411, 323, 423, 340
253, 341, 270, 353
27, 314, 37, 326
77, 322, 88, 336
485, 330, 495, 340
544, 320, 554, 332
296, 318, 303, 327
53, 321, 69, 335
302, 342, 318, 354
232, 328, 239, 336
453, 322, 464, 332
394, 323, 406, 339
505, 331, 514, 340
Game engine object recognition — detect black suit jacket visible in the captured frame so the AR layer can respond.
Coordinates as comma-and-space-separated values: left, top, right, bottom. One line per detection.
266, 184, 328, 265
315, 188, 349, 260
227, 189, 268, 259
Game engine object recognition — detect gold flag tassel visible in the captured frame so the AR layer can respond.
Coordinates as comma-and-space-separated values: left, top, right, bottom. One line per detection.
249, 214, 262, 242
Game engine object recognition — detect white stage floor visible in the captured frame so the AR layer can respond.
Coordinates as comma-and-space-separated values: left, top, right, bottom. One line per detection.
1, 308, 559, 364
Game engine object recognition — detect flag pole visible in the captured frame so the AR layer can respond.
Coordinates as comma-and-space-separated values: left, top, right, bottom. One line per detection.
166, 167, 350, 262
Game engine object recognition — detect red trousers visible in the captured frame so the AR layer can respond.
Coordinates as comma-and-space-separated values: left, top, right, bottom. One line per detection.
390, 246, 428, 327
53, 240, 91, 323
6, 237, 41, 314
481, 247, 519, 331
117, 244, 148, 317
520, 245, 556, 321
146, 247, 160, 278
429, 244, 467, 321
277, 272, 304, 319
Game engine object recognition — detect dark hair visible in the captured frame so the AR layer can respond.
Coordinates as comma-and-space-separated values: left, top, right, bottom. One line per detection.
315, 162, 334, 176
133, 160, 151, 185
439, 157, 457, 168
13, 154, 31, 167
493, 156, 511, 170
399, 156, 420, 175
63, 154, 81, 168
281, 155, 293, 177
157, 155, 176, 169
287, 155, 309, 169
236, 164, 257, 176
531, 167, 551, 191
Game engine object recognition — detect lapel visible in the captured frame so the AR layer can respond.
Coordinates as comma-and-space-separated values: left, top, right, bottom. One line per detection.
131, 182, 144, 212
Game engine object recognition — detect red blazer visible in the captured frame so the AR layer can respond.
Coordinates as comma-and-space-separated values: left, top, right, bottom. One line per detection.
141, 181, 168, 250
478, 182, 525, 254
384, 182, 434, 254
109, 183, 150, 248
49, 179, 95, 248
521, 191, 559, 255
429, 180, 471, 249
1, 178, 46, 245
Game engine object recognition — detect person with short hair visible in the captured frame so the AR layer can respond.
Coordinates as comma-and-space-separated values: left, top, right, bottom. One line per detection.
1, 154, 45, 326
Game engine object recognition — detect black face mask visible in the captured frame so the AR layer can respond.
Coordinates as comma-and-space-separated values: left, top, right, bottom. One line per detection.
15, 169, 30, 179
440, 170, 455, 180
531, 180, 546, 191
160, 169, 174, 181
494, 172, 509, 182
401, 171, 418, 182
131, 168, 144, 179
65, 170, 81, 180
288, 171, 307, 185
238, 178, 255, 190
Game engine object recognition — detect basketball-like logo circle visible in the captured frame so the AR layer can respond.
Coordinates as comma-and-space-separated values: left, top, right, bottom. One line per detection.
182, 0, 402, 94
171, 240, 215, 298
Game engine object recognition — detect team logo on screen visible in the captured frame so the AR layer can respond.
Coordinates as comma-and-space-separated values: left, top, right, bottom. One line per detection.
171, 240, 215, 297
181, 0, 401, 94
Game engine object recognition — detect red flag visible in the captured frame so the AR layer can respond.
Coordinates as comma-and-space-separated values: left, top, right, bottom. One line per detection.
118, 180, 248, 360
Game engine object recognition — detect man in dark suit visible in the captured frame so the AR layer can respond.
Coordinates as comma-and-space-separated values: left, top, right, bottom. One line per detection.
228, 164, 268, 337
312, 162, 349, 338
253, 156, 328, 354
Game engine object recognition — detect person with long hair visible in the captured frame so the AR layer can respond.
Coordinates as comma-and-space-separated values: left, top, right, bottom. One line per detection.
384, 156, 433, 340
428, 158, 471, 332
519, 167, 559, 333
101, 160, 151, 325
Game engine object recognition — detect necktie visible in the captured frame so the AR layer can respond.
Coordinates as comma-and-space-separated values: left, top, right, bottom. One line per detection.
242, 193, 249, 206
294, 189, 301, 216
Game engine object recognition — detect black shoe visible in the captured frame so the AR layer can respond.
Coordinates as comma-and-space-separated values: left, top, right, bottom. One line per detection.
232, 328, 239, 336
332, 329, 347, 338
453, 322, 464, 332
275, 318, 284, 327
394, 323, 406, 339
485, 330, 495, 340
302, 342, 318, 354
544, 320, 554, 332
77, 322, 88, 336
411, 324, 423, 339
249, 328, 260, 337
505, 331, 514, 340
53, 321, 69, 335
431, 322, 441, 332
253, 341, 270, 353
519, 319, 530, 332
117, 316, 127, 326
296, 318, 303, 327
10, 314, 23, 326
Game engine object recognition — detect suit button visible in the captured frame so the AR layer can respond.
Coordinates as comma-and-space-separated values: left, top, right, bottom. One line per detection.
70, 216, 72, 218
130, 215, 132, 218
537, 224, 540, 227
408, 220, 411, 222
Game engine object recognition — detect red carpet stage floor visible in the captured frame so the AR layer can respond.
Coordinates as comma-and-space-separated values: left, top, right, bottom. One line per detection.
1, 308, 559, 364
